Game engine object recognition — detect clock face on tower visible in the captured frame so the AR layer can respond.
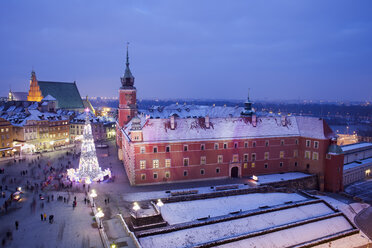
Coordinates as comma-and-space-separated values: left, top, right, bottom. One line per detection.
125, 94, 133, 104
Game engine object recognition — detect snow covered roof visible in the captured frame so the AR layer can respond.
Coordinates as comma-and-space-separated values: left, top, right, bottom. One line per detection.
124, 115, 334, 143
138, 196, 363, 248
341, 142, 372, 153
0, 101, 67, 127
344, 157, 372, 171
42, 94, 56, 101
139, 104, 245, 118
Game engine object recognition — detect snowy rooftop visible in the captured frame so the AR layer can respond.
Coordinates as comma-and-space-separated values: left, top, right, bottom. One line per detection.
0, 101, 68, 126
341, 142, 372, 153
344, 157, 372, 171
139, 195, 363, 248
124, 115, 334, 143
139, 104, 245, 118
42, 94, 57, 101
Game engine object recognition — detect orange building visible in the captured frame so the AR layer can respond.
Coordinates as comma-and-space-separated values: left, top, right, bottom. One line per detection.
27, 71, 43, 102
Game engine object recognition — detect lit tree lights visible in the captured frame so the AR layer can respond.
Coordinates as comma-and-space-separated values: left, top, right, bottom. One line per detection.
67, 110, 111, 183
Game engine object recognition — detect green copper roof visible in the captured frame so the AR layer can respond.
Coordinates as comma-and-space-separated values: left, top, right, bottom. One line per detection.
38, 81, 84, 109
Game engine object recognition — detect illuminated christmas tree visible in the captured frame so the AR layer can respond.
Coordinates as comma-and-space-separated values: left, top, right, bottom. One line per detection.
67, 110, 111, 184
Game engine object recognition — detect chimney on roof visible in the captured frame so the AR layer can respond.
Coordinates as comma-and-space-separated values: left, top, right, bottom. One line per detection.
252, 114, 257, 127
170, 115, 175, 130
281, 115, 287, 126
205, 115, 210, 129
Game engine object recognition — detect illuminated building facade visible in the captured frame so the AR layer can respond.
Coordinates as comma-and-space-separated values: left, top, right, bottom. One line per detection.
0, 118, 15, 157
27, 71, 43, 102
116, 50, 344, 192
0, 101, 69, 153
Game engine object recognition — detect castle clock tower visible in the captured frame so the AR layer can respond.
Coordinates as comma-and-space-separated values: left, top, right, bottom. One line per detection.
117, 44, 138, 157
118, 43, 137, 128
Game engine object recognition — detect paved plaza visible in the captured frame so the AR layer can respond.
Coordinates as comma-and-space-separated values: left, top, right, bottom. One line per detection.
1, 139, 372, 247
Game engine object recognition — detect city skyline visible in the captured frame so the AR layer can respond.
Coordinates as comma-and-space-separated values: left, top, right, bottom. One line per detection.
0, 1, 372, 101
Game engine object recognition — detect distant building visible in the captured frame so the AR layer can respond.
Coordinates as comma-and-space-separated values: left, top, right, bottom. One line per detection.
116, 48, 344, 192
27, 71, 43, 102
0, 101, 70, 153
0, 117, 15, 157
342, 143, 372, 186
8, 90, 28, 101
70, 112, 115, 141
26, 71, 85, 111
337, 134, 358, 146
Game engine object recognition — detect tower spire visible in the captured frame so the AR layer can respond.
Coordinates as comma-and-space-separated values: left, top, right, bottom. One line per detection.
126, 42, 130, 66
121, 42, 135, 88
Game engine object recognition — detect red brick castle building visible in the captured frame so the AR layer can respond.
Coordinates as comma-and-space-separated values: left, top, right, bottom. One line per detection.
116, 48, 344, 192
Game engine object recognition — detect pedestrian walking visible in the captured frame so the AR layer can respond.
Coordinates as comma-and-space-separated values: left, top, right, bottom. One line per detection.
84, 198, 87, 204
104, 199, 107, 205
40, 213, 43, 221
15, 221, 19, 230
43, 213, 47, 221
107, 198, 109, 204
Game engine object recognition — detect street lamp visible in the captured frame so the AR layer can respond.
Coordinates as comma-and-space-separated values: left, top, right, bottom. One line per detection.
90, 189, 97, 207
133, 202, 140, 218
156, 199, 164, 207
95, 207, 104, 229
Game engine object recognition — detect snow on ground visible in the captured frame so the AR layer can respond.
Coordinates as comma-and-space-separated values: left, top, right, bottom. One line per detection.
159, 192, 306, 225
256, 172, 311, 185
139, 202, 333, 248
0, 191, 102, 248
216, 216, 353, 248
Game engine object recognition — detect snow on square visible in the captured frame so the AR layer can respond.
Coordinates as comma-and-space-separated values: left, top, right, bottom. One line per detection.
0, 191, 101, 248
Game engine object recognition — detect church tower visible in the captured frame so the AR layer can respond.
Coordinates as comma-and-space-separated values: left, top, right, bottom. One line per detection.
27, 71, 43, 102
118, 43, 137, 128
241, 89, 254, 116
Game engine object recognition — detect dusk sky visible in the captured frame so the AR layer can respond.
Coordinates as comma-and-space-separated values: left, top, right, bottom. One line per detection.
0, 1, 371, 101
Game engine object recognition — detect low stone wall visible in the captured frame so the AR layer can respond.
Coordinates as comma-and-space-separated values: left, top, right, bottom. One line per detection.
159, 175, 318, 204
261, 174, 318, 190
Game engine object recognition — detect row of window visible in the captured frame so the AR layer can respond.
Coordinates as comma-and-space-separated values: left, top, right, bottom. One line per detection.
140, 160, 303, 180
1, 142, 10, 148
139, 151, 318, 169
141, 167, 221, 180
143, 140, 319, 154
1, 134, 10, 140
0, 128, 9, 133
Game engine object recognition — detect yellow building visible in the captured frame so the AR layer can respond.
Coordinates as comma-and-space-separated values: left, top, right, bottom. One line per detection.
27, 71, 43, 102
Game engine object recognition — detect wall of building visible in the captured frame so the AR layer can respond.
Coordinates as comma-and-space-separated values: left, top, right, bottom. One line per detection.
344, 149, 372, 164
343, 162, 372, 186
121, 134, 331, 187
0, 118, 14, 157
